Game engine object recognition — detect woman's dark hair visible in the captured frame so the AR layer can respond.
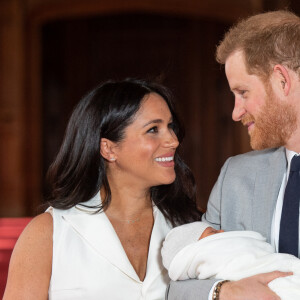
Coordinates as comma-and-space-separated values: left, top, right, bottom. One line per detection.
46, 78, 202, 226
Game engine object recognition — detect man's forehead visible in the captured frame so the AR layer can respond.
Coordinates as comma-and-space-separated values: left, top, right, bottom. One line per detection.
225, 52, 246, 86
225, 50, 245, 72
225, 54, 269, 94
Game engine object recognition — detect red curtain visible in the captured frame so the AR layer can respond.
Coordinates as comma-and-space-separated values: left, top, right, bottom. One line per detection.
0, 218, 32, 298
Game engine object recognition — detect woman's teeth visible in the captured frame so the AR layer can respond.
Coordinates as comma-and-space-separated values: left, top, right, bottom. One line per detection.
155, 157, 173, 162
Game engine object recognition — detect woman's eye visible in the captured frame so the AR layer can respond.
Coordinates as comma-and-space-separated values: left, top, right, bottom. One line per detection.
147, 126, 158, 133
168, 122, 175, 130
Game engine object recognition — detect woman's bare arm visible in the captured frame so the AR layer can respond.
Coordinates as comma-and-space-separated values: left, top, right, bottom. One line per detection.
3, 213, 53, 299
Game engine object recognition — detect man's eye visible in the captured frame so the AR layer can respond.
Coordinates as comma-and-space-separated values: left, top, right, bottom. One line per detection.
147, 126, 158, 133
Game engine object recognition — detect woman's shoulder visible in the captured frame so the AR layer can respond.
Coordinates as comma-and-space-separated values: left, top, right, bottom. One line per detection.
3, 213, 53, 299
14, 212, 53, 253
29, 211, 53, 228
18, 212, 53, 244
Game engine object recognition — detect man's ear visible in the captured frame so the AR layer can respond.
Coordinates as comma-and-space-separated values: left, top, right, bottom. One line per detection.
272, 64, 291, 96
100, 138, 117, 162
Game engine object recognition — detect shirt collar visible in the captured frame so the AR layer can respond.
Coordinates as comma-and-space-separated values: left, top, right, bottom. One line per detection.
285, 148, 300, 175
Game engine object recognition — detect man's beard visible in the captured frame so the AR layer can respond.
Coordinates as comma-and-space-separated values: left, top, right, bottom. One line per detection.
242, 89, 297, 150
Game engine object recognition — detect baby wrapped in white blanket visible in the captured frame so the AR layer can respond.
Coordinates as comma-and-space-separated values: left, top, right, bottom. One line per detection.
161, 222, 300, 300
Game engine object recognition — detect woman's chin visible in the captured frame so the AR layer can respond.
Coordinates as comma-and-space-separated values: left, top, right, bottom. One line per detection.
156, 175, 176, 186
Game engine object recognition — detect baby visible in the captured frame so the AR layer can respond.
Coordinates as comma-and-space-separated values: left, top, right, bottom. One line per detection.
199, 226, 224, 239
162, 222, 300, 300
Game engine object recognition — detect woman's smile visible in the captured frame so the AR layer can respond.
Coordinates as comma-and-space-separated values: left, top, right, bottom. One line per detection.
155, 152, 175, 167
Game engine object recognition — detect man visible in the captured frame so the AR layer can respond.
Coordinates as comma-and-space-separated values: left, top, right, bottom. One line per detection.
167, 10, 300, 300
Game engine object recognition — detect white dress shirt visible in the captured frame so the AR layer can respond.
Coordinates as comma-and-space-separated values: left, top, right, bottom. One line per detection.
271, 148, 300, 257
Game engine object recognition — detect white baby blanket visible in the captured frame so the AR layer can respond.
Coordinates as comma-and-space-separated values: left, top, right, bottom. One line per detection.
168, 231, 300, 300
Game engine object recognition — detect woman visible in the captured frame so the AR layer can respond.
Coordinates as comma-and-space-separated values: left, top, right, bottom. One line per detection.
4, 78, 202, 299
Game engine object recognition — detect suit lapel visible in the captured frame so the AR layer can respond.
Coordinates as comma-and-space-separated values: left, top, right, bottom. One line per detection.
63, 209, 141, 282
61, 193, 140, 281
61, 193, 171, 283
252, 148, 286, 242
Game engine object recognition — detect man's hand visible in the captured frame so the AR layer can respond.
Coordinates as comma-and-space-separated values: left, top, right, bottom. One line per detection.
219, 271, 293, 300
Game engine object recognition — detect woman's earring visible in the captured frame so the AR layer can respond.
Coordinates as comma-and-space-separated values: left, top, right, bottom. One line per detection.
109, 157, 116, 161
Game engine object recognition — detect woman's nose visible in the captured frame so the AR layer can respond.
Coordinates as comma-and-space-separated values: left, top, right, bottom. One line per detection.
165, 130, 179, 148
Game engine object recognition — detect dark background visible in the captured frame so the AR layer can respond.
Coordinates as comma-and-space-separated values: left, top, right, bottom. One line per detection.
1, 0, 300, 216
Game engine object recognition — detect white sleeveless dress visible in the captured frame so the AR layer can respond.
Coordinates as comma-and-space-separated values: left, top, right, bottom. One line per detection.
47, 193, 172, 300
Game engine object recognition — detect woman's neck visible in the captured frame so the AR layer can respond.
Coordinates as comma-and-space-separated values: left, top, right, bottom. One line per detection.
101, 177, 152, 218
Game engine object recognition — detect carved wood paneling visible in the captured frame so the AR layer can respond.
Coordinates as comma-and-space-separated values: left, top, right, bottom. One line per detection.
25, 0, 263, 23
1, 0, 264, 216
0, 0, 26, 216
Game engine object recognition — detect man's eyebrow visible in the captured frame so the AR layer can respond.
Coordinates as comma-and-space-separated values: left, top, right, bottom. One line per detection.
231, 87, 240, 92
231, 85, 248, 92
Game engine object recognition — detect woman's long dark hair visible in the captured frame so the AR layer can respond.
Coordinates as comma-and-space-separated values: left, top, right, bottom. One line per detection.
46, 78, 202, 226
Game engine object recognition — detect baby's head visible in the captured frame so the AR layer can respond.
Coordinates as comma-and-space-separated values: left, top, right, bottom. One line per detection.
161, 221, 224, 270
199, 227, 224, 240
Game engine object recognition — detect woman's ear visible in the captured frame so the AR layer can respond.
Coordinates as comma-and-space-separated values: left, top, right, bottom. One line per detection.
272, 64, 291, 96
100, 138, 117, 162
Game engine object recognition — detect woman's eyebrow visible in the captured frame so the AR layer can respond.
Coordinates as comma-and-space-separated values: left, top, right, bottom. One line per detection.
142, 119, 163, 127
142, 117, 173, 128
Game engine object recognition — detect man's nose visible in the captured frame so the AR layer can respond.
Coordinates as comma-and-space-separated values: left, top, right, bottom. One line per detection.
232, 97, 246, 121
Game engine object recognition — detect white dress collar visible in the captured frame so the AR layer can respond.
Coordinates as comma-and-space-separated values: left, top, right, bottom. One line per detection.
61, 192, 171, 283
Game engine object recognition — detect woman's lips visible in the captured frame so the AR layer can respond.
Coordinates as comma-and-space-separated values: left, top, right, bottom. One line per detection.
156, 160, 175, 167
